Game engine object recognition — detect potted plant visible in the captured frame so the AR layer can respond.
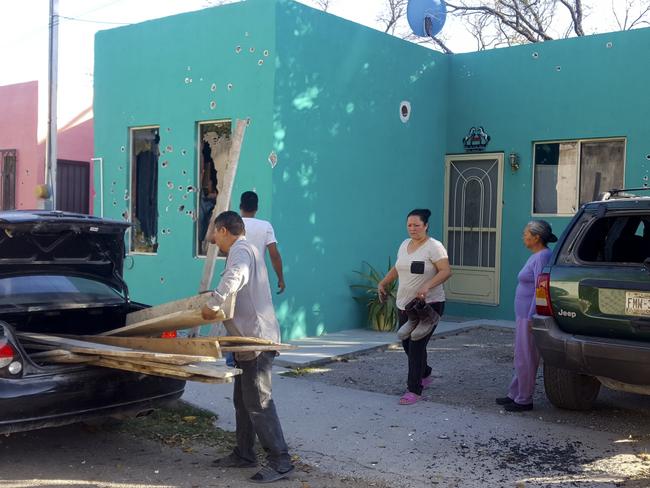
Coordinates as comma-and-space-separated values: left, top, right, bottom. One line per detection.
350, 259, 398, 332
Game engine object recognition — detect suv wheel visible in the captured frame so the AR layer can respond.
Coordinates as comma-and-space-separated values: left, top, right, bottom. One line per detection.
543, 363, 601, 410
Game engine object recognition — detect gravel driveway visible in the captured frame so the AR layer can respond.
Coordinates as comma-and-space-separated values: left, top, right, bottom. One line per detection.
285, 326, 650, 437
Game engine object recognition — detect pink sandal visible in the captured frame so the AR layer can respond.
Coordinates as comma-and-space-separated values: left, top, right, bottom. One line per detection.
421, 376, 433, 389
399, 392, 421, 405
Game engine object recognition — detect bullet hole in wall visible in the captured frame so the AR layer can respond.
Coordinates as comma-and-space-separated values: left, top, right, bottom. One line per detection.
168, 194, 174, 201
249, 47, 255, 53
532, 52, 539, 59
160, 277, 165, 283
184, 77, 193, 84
182, 170, 188, 176
179, 205, 185, 212
400, 101, 411, 123
165, 145, 173, 153
186, 185, 195, 192
120, 146, 125, 152
211, 83, 217, 92
235, 46, 242, 53
606, 41, 613, 48
178, 185, 184, 191
181, 149, 187, 156
263, 49, 269, 57
167, 181, 174, 189
227, 83, 233, 91
556, 66, 561, 72
258, 59, 264, 66
121, 211, 129, 220
161, 160, 169, 168
210, 101, 217, 110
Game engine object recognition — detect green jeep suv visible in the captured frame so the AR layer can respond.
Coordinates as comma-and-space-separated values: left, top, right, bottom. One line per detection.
532, 189, 650, 410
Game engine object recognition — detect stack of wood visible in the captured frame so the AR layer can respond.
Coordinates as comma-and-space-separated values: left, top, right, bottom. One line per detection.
18, 293, 295, 384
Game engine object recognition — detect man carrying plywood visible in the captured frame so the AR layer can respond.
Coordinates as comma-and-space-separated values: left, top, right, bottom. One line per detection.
201, 211, 293, 483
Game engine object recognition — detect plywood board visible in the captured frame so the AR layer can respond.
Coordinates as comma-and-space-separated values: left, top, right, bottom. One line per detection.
92, 357, 238, 382
220, 344, 297, 353
69, 335, 222, 358
18, 333, 214, 365
106, 293, 236, 337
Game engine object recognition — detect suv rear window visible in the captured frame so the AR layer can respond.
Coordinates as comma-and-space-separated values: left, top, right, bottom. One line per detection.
577, 215, 650, 263
0, 275, 124, 308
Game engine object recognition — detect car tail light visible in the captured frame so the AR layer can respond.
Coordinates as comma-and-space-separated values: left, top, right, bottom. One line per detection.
160, 331, 177, 339
535, 272, 553, 316
0, 340, 16, 368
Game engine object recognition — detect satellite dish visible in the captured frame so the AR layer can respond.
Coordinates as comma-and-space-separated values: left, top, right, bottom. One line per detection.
407, 0, 447, 38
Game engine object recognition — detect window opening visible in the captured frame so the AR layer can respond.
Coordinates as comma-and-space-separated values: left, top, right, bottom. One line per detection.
0, 149, 17, 210
533, 138, 625, 215
577, 215, 650, 264
197, 120, 232, 256
130, 127, 159, 253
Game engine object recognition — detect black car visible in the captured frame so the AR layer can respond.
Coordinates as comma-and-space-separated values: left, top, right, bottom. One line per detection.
0, 211, 185, 434
533, 189, 650, 410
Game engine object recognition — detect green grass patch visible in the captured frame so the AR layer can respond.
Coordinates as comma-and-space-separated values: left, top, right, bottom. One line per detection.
279, 367, 327, 377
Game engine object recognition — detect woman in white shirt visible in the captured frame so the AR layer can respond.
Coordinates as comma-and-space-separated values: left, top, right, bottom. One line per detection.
378, 209, 452, 405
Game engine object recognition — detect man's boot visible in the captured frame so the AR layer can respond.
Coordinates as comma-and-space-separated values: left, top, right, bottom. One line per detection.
396, 298, 420, 340
411, 301, 440, 341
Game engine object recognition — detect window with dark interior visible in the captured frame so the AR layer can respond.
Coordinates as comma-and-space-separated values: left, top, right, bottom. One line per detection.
130, 127, 159, 253
577, 215, 650, 264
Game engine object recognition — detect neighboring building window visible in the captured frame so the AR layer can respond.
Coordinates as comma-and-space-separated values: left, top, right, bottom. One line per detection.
533, 138, 625, 215
0, 149, 16, 211
197, 120, 232, 257
130, 127, 159, 253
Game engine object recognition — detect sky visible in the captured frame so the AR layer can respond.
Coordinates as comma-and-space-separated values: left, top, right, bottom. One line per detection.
0, 0, 638, 134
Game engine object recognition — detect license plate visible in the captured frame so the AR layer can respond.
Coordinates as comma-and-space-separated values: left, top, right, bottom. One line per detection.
625, 292, 650, 316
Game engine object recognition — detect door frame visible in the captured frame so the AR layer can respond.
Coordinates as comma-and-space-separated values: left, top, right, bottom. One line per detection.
443, 152, 504, 305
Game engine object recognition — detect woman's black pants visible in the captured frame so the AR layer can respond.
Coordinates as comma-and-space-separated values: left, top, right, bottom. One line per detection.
398, 301, 445, 395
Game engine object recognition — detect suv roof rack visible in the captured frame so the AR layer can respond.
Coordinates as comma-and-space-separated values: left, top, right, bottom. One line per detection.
600, 187, 650, 201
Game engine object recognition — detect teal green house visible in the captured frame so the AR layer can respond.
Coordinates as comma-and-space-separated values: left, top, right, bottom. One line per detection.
93, 0, 650, 339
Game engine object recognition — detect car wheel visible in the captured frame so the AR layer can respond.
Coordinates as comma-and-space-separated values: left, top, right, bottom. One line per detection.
543, 363, 601, 411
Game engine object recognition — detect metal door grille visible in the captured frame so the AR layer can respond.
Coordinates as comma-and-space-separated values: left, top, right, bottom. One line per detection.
447, 159, 498, 268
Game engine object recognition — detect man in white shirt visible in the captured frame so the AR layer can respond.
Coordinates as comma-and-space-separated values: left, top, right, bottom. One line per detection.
239, 191, 285, 294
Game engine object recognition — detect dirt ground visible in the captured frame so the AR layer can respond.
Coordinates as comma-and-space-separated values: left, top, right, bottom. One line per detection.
0, 405, 389, 488
285, 326, 650, 437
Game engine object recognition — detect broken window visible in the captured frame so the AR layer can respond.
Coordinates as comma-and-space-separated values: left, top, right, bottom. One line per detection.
0, 149, 16, 210
577, 215, 650, 264
130, 127, 159, 253
533, 138, 625, 215
196, 120, 232, 256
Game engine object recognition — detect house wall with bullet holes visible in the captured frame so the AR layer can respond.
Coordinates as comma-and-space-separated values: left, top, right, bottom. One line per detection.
93, 0, 650, 338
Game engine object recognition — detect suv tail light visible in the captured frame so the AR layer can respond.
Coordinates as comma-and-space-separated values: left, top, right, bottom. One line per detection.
0, 340, 16, 368
160, 331, 177, 339
536, 272, 553, 316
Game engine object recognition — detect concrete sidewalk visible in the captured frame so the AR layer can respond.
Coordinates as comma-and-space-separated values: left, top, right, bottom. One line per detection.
276, 318, 515, 368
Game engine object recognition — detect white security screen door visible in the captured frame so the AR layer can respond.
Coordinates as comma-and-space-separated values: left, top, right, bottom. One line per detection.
444, 153, 503, 305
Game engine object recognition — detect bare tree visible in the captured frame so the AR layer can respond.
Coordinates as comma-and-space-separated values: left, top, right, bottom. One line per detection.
377, 0, 409, 34
388, 0, 649, 54
313, 0, 331, 12
612, 0, 650, 30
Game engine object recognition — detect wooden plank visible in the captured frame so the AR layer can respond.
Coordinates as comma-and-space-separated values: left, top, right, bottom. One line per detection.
107, 357, 241, 379
18, 333, 215, 365
212, 336, 277, 345
199, 119, 248, 293
125, 294, 234, 326
67, 335, 222, 358
91, 357, 237, 383
30, 349, 99, 363
220, 344, 297, 352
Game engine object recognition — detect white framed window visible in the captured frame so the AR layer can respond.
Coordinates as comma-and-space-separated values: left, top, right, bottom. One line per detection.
196, 120, 232, 257
532, 138, 625, 215
130, 126, 160, 254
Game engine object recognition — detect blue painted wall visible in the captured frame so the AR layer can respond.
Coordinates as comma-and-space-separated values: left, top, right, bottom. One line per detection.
94, 0, 447, 338
94, 0, 650, 334
444, 27, 650, 319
